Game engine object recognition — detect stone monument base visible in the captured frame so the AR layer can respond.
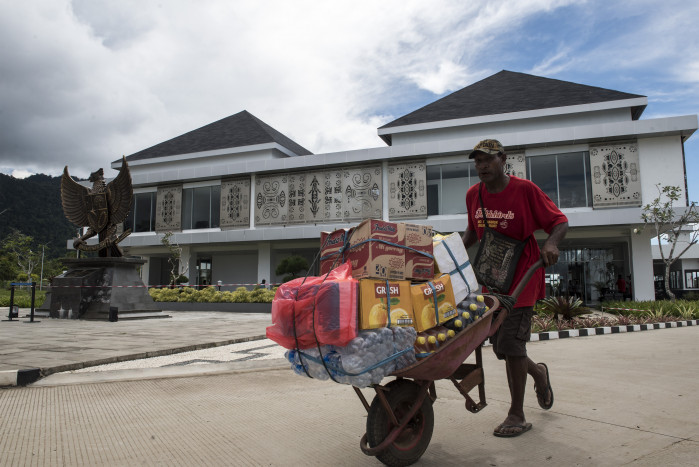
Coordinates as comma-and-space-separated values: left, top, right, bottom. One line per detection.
40, 257, 168, 321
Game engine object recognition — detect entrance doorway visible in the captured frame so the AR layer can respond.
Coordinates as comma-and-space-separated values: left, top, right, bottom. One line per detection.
197, 258, 212, 288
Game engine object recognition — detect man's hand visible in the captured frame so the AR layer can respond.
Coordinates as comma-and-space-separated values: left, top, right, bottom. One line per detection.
540, 222, 568, 267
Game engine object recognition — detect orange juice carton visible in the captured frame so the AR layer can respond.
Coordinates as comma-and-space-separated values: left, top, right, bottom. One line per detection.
404, 223, 434, 280
359, 279, 413, 330
410, 274, 458, 332
346, 219, 405, 280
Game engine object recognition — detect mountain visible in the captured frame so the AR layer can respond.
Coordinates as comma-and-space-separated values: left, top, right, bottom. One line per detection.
0, 173, 78, 258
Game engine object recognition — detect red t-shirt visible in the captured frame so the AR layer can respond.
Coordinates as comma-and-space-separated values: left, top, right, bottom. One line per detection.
466, 176, 568, 307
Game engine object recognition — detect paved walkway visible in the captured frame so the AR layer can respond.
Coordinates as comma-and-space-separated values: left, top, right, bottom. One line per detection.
0, 309, 270, 375
0, 325, 697, 466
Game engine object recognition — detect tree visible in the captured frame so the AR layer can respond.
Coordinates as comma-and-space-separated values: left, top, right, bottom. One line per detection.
161, 232, 189, 285
639, 184, 699, 300
275, 255, 309, 283
1, 229, 41, 281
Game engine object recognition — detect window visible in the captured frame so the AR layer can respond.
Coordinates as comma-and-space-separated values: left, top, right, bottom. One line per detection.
182, 186, 220, 229
125, 192, 156, 232
686, 270, 699, 289
670, 270, 682, 289
426, 161, 475, 215
528, 152, 591, 208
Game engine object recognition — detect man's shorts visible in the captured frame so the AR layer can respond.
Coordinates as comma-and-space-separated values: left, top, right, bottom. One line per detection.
490, 306, 534, 360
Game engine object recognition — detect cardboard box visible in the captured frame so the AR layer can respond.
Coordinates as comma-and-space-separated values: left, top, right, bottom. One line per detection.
346, 219, 405, 280
404, 223, 434, 280
410, 274, 458, 331
320, 228, 353, 276
359, 279, 413, 330
433, 232, 479, 303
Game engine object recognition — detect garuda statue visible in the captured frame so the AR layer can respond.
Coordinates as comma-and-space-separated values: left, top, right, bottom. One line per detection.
61, 156, 133, 257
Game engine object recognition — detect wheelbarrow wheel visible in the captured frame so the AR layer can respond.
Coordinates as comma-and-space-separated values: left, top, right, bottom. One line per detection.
366, 379, 434, 466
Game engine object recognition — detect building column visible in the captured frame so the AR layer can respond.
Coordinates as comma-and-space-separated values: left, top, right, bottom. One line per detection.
179, 245, 193, 283
630, 226, 655, 301
140, 256, 151, 285
258, 242, 271, 286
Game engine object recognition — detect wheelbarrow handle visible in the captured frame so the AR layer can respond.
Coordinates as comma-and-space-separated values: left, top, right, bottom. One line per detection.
510, 258, 545, 302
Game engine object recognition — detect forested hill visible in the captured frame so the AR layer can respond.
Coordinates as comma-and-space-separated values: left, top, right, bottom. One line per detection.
0, 173, 77, 257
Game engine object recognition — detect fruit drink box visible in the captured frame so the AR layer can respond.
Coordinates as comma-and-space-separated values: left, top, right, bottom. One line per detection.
433, 232, 479, 303
410, 274, 458, 332
319, 228, 354, 276
404, 223, 434, 280
358, 279, 414, 330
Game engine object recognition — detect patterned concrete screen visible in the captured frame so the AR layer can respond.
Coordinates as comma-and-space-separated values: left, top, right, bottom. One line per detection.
590, 142, 641, 208
504, 152, 526, 178
287, 171, 326, 224
324, 170, 344, 222
255, 174, 289, 226
155, 185, 182, 232
343, 165, 382, 221
388, 161, 427, 220
220, 178, 250, 229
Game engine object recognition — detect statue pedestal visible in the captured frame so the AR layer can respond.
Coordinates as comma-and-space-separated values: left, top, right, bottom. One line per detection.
42, 257, 168, 321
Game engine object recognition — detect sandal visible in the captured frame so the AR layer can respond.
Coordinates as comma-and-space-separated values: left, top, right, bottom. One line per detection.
535, 362, 554, 410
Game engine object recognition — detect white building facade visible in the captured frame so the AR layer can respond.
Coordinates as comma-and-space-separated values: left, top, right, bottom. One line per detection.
114, 71, 698, 303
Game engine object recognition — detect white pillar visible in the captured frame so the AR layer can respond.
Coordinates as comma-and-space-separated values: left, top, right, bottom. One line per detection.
258, 242, 271, 286
140, 256, 151, 285
630, 226, 655, 301
179, 245, 193, 283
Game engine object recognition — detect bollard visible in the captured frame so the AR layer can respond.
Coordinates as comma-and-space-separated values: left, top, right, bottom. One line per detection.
24, 281, 40, 324
3, 285, 18, 321
109, 306, 118, 322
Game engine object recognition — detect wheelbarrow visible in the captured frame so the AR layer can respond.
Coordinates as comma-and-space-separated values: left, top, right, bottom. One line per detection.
353, 259, 544, 466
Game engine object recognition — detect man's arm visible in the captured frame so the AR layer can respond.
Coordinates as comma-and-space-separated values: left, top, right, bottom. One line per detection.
462, 229, 478, 249
540, 222, 568, 267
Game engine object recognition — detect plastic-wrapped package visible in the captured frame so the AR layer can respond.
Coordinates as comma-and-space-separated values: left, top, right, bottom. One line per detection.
284, 326, 417, 388
266, 263, 359, 349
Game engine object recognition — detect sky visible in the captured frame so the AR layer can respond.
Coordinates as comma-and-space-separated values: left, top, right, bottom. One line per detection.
1, 0, 698, 201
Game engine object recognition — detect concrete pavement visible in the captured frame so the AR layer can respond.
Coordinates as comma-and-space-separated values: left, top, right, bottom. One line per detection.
0, 311, 697, 465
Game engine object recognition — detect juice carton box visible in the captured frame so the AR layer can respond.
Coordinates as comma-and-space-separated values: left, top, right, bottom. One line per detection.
319, 227, 353, 276
346, 219, 405, 280
410, 274, 458, 331
404, 223, 434, 280
359, 279, 414, 330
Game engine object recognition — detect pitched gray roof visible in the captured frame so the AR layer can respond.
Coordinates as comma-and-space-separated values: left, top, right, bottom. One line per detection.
379, 71, 646, 143
124, 110, 313, 162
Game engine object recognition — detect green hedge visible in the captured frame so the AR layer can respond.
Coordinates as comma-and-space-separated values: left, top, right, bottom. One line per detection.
0, 288, 46, 307
599, 299, 699, 319
149, 286, 277, 303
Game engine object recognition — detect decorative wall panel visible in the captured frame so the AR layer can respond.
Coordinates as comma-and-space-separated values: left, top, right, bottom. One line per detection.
590, 142, 641, 208
255, 174, 288, 226
324, 170, 344, 222
155, 185, 182, 232
504, 152, 526, 178
343, 165, 382, 221
287, 171, 326, 224
220, 178, 250, 229
388, 161, 427, 220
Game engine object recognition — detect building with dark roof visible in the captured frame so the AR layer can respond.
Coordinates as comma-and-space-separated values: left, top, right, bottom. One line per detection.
112, 71, 697, 302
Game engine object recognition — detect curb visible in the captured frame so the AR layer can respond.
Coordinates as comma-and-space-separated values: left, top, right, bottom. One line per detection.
0, 368, 42, 387
0, 335, 268, 388
483, 319, 698, 346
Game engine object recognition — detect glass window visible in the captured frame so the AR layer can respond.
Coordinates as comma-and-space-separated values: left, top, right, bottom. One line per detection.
670, 270, 682, 289
182, 186, 220, 229
426, 161, 474, 215
528, 155, 557, 204
685, 270, 699, 289
528, 152, 591, 208
125, 192, 155, 232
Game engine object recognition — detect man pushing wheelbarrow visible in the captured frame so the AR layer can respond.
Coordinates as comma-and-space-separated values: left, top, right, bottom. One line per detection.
462, 139, 568, 437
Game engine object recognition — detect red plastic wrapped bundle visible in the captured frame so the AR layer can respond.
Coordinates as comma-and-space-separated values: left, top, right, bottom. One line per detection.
266, 263, 359, 349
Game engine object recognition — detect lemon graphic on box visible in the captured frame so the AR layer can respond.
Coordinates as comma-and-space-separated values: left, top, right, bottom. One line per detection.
369, 302, 388, 328
420, 303, 436, 330
389, 308, 412, 327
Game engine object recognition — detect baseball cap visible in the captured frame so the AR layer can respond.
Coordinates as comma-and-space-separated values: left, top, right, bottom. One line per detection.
469, 139, 505, 158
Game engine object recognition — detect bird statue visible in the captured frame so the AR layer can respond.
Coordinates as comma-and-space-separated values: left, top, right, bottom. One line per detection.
61, 156, 133, 257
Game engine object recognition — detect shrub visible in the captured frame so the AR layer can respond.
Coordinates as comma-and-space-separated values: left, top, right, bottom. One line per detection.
537, 296, 590, 320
